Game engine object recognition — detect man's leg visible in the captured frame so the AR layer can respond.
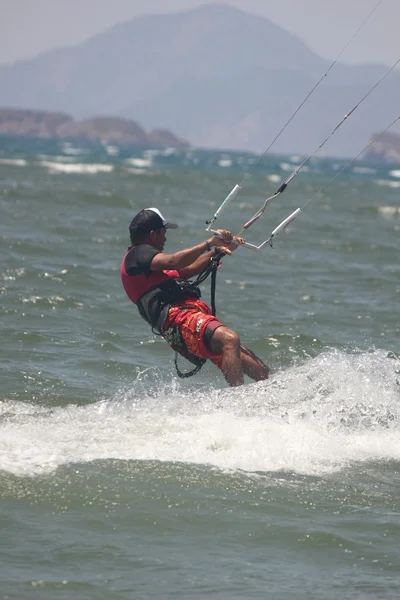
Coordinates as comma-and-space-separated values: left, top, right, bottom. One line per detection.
208, 326, 269, 387
208, 325, 244, 386
239, 344, 270, 381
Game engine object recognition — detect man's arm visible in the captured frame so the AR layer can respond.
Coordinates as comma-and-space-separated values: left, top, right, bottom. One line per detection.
150, 231, 234, 272
178, 238, 243, 278
178, 250, 217, 279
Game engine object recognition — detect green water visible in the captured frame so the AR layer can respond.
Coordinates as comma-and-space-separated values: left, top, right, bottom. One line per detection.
1, 142, 400, 598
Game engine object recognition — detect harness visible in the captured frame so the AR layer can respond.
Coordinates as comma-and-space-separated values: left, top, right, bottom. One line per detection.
136, 278, 202, 333
168, 251, 222, 378
140, 251, 223, 378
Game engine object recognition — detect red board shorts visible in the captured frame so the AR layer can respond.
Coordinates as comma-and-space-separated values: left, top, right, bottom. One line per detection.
162, 298, 224, 369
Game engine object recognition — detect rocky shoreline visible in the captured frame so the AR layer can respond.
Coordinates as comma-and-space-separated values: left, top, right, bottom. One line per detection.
0, 108, 190, 148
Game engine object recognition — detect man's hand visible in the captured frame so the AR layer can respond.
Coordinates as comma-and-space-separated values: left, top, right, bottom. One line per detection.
208, 232, 245, 256
208, 229, 232, 246
224, 236, 245, 254
208, 230, 245, 247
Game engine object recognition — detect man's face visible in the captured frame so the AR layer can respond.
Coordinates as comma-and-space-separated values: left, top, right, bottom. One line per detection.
151, 226, 167, 250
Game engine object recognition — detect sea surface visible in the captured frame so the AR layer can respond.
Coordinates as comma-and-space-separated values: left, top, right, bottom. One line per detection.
1, 137, 400, 599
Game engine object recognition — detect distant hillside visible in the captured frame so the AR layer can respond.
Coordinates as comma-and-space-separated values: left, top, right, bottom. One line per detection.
0, 4, 397, 157
0, 108, 189, 147
364, 131, 400, 163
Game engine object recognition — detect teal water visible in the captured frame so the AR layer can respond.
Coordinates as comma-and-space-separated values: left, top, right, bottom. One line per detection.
1, 139, 400, 598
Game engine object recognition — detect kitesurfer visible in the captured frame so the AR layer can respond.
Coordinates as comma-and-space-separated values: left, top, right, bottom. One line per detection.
120, 207, 269, 386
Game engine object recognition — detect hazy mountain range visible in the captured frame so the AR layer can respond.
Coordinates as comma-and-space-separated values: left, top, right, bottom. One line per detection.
0, 4, 398, 157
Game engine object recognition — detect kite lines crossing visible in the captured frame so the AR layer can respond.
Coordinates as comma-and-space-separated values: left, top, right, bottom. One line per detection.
205, 0, 399, 251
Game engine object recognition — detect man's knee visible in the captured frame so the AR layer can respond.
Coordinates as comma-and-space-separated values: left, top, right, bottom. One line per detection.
207, 325, 240, 354
222, 328, 240, 349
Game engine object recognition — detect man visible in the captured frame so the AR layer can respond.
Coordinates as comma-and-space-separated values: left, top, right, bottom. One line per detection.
120, 207, 269, 387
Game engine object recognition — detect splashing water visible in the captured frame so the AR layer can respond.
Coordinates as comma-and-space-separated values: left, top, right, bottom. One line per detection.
1, 350, 399, 477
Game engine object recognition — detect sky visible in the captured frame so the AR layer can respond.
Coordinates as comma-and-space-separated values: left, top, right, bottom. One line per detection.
0, 0, 398, 67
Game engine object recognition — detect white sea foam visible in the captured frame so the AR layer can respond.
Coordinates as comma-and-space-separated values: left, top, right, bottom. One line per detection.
105, 145, 119, 156
37, 154, 77, 163
61, 142, 88, 156
352, 166, 376, 175
123, 168, 156, 176
1, 350, 399, 477
0, 158, 27, 167
280, 162, 308, 173
377, 205, 400, 217
40, 161, 114, 174
125, 158, 152, 168
143, 149, 161, 158
161, 147, 177, 156
389, 170, 400, 178
267, 174, 281, 183
375, 179, 400, 188
217, 159, 232, 168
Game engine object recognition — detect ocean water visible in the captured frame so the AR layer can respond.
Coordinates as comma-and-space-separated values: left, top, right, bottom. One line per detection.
1, 137, 400, 599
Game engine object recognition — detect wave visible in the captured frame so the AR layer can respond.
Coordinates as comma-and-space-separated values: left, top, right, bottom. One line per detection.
0, 349, 399, 478
0, 158, 27, 167
375, 179, 400, 189
377, 205, 400, 217
39, 161, 114, 174
352, 166, 376, 175
125, 158, 152, 168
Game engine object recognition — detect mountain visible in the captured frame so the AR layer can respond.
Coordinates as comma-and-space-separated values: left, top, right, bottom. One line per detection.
0, 108, 189, 147
364, 131, 400, 163
0, 4, 398, 157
